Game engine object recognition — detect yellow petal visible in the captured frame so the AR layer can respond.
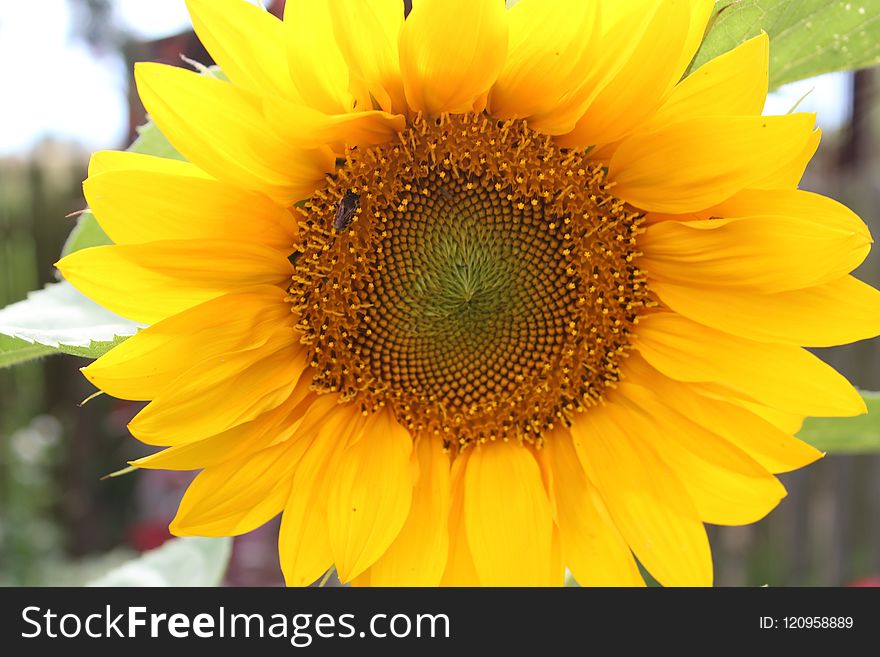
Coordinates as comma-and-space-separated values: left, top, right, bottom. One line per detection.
609, 113, 818, 213
84, 152, 297, 249
753, 127, 821, 190
185, 0, 299, 100
636, 312, 866, 417
622, 354, 822, 474
571, 403, 713, 586
549, 527, 565, 587
614, 382, 787, 525
170, 436, 311, 537
263, 97, 404, 149
652, 276, 880, 347
82, 286, 289, 400
711, 188, 872, 241
440, 453, 481, 586
349, 570, 371, 587
283, 0, 363, 114
645, 33, 769, 131
488, 0, 598, 124
686, 379, 806, 434
399, 0, 508, 115
128, 337, 306, 446
329, 0, 406, 114
543, 427, 644, 586
280, 402, 363, 587
524, 1, 650, 136
135, 62, 334, 205
87, 149, 195, 177
557, 0, 711, 148
328, 408, 414, 583
132, 387, 312, 471
464, 443, 556, 586
674, 0, 717, 76
693, 378, 808, 434
640, 216, 871, 293
738, 403, 805, 435
56, 240, 291, 324
369, 436, 451, 586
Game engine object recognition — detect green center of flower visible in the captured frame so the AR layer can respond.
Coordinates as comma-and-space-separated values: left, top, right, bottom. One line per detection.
288, 114, 649, 448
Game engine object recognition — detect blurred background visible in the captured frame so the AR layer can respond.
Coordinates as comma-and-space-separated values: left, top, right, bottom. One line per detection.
1, 0, 878, 587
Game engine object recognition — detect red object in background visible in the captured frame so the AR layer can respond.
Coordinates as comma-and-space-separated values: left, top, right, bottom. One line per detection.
848, 576, 880, 587
126, 519, 172, 552
268, 0, 286, 17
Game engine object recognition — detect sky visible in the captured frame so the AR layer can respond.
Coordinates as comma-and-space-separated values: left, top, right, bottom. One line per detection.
0, 0, 192, 156
0, 0, 854, 157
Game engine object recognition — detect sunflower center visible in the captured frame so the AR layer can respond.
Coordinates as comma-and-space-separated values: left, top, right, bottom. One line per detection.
289, 114, 649, 448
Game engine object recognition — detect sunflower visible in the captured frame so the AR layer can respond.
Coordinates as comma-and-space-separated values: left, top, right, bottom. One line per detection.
57, 0, 880, 587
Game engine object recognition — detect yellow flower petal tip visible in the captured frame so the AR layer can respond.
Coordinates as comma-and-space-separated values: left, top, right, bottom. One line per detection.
61, 0, 878, 588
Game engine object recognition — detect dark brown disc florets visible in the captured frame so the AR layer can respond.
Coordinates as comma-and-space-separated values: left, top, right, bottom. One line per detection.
287, 113, 648, 449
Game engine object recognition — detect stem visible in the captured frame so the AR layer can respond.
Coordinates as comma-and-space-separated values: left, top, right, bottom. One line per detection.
318, 567, 336, 587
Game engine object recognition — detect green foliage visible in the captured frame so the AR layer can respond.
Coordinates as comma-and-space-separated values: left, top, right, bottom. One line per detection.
797, 392, 880, 454
0, 282, 142, 368
60, 210, 111, 257
86, 537, 233, 587
692, 0, 880, 88
0, 335, 56, 368
128, 119, 185, 161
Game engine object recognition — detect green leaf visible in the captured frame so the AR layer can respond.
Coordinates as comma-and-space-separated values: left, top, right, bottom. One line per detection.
797, 392, 880, 454
60, 210, 112, 257
0, 334, 56, 368
691, 0, 880, 88
128, 118, 185, 161
0, 282, 142, 367
86, 537, 233, 587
